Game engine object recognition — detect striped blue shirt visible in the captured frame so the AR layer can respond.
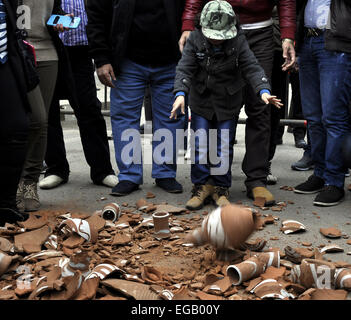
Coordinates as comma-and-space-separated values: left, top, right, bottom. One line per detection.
0, 0, 8, 64
59, 0, 88, 46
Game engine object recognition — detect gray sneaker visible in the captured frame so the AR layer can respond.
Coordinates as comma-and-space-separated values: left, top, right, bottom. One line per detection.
23, 181, 40, 212
291, 153, 314, 171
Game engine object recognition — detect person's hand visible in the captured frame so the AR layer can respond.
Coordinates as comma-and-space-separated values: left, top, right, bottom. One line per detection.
53, 13, 74, 33
97, 64, 116, 88
282, 38, 296, 71
179, 31, 191, 53
261, 93, 283, 108
170, 95, 185, 119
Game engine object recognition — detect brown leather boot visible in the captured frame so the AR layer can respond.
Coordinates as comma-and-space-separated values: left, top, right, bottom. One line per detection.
186, 184, 214, 210
212, 186, 230, 207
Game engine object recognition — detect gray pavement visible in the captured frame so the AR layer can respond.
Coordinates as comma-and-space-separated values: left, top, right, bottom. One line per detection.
39, 106, 351, 265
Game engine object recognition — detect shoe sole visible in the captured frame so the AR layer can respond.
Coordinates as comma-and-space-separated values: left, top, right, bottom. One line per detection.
313, 198, 344, 207
291, 166, 314, 171
39, 180, 67, 190
294, 188, 323, 195
110, 190, 138, 197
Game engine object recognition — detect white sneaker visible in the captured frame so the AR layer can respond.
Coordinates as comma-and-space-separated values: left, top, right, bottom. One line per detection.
39, 175, 65, 189
102, 175, 118, 187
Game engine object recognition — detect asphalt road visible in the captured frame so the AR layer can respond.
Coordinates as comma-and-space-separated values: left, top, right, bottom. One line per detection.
38, 106, 351, 265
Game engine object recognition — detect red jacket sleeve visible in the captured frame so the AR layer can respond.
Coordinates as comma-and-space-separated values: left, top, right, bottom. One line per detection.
181, 0, 204, 31
277, 0, 296, 40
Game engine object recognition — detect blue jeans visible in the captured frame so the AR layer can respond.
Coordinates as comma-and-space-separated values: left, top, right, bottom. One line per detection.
190, 112, 237, 187
299, 34, 351, 188
110, 59, 186, 185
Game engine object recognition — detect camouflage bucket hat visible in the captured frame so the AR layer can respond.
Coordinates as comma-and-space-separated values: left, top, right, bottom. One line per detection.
200, 0, 237, 40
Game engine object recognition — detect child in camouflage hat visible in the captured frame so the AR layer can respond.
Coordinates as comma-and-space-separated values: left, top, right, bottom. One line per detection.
170, 0, 282, 210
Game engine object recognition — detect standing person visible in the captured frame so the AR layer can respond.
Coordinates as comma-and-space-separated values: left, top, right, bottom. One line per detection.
267, 5, 290, 185
16, 0, 69, 212
179, 0, 296, 206
171, 1, 282, 210
294, 0, 351, 206
87, 0, 187, 196
0, 0, 29, 225
39, 0, 118, 190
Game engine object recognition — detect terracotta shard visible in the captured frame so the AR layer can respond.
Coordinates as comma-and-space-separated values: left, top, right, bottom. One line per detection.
0, 252, 13, 276
261, 266, 286, 280
239, 238, 267, 252
86, 263, 125, 280
102, 279, 159, 300
86, 213, 106, 231
141, 266, 163, 283
155, 204, 186, 215
196, 291, 224, 300
253, 197, 266, 208
152, 211, 171, 240
173, 286, 196, 300
17, 213, 48, 230
253, 251, 281, 268
23, 250, 63, 262
294, 247, 315, 259
136, 199, 151, 211
310, 289, 348, 300
75, 277, 100, 300
320, 244, 344, 253
280, 220, 306, 234
59, 218, 97, 243
146, 192, 156, 199
14, 225, 52, 254
335, 268, 351, 290
320, 227, 342, 239
62, 233, 85, 249
215, 248, 245, 262
250, 279, 294, 300
0, 237, 14, 253
204, 276, 232, 294
112, 232, 132, 246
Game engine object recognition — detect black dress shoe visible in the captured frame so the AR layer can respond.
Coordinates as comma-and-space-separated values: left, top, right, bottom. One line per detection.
0, 208, 29, 227
110, 181, 139, 196
155, 178, 183, 193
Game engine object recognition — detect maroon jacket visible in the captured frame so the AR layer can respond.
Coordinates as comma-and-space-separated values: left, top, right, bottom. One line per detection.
182, 0, 296, 40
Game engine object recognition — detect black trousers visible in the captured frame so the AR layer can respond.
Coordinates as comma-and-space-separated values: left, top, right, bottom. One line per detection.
269, 49, 289, 161
45, 46, 114, 183
0, 61, 29, 208
289, 71, 306, 141
240, 26, 274, 190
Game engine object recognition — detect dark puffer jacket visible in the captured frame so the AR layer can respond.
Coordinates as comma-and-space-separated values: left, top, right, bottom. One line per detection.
174, 28, 271, 121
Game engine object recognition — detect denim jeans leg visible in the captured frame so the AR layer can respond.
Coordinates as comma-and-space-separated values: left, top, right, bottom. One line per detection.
149, 63, 186, 179
211, 118, 237, 188
299, 37, 325, 180
319, 50, 351, 188
110, 59, 148, 185
190, 112, 211, 185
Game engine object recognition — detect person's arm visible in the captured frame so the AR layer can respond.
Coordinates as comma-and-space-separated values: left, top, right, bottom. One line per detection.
171, 32, 198, 119
86, 0, 115, 87
278, 0, 296, 71
179, 0, 203, 52
237, 33, 282, 108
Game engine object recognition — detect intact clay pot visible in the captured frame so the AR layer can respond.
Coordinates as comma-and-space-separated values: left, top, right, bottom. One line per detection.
152, 211, 171, 240
102, 203, 121, 223
227, 256, 266, 285
185, 204, 261, 249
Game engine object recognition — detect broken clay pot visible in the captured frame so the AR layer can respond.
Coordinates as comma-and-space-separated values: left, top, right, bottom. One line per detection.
227, 256, 266, 285
152, 211, 171, 240
335, 268, 351, 290
290, 259, 336, 289
250, 279, 294, 300
0, 252, 13, 276
101, 203, 121, 223
185, 205, 260, 249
